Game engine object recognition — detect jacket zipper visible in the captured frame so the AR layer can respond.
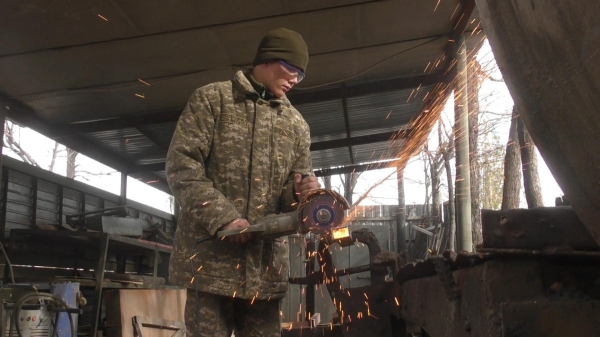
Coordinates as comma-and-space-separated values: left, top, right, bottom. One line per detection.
244, 100, 257, 219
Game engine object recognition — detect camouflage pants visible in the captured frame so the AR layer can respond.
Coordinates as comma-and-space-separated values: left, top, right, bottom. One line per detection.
185, 289, 281, 337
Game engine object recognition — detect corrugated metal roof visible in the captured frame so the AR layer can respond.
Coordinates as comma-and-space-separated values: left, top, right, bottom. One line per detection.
136, 121, 178, 150
0, 0, 482, 191
352, 140, 404, 164
296, 100, 347, 143
346, 85, 434, 137
84, 128, 165, 165
311, 148, 352, 170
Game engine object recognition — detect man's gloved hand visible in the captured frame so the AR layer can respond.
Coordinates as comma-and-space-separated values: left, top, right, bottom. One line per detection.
221, 218, 252, 243
294, 173, 321, 201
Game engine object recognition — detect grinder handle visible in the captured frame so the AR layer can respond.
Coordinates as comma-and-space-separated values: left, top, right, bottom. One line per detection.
216, 224, 265, 239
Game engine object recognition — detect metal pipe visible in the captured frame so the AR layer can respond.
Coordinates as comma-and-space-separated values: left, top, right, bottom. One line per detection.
454, 35, 473, 252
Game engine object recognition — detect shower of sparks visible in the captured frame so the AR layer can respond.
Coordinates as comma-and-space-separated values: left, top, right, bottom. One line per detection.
232, 291, 237, 298
339, 34, 488, 225
138, 79, 150, 86
135, 93, 145, 99
97, 14, 108, 21
434, 0, 442, 12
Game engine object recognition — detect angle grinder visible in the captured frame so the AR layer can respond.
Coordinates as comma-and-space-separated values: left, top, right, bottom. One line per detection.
216, 189, 350, 240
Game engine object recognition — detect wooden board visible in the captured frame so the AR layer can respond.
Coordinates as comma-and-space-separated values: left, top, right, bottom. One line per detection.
105, 289, 186, 337
476, 0, 600, 245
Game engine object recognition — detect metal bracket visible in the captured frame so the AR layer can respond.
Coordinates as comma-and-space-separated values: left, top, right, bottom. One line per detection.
132, 315, 186, 337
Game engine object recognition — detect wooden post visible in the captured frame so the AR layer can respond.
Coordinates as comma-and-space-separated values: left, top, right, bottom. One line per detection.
453, 35, 473, 252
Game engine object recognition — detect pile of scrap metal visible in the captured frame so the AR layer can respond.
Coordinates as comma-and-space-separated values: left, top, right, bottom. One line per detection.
284, 207, 600, 337
51, 206, 173, 245
284, 227, 406, 337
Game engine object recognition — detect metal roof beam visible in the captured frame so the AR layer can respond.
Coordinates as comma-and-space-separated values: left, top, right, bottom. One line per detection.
49, 110, 181, 139
313, 160, 402, 177
131, 129, 410, 174
0, 93, 172, 194
340, 86, 355, 164
311, 129, 408, 151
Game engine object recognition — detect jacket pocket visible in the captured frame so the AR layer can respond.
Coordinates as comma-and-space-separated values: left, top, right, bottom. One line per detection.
261, 237, 290, 284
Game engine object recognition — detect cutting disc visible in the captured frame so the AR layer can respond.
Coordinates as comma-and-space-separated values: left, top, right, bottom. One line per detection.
299, 191, 347, 233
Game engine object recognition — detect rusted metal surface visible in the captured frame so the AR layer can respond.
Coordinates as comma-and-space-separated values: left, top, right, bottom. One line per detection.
280, 325, 343, 337
476, 0, 600, 244
398, 256, 600, 336
500, 300, 600, 336
481, 207, 599, 250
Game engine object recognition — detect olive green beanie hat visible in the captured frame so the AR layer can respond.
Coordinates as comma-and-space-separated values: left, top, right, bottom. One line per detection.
252, 28, 309, 73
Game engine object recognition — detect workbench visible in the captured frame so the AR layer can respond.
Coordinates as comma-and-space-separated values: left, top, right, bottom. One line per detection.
4, 229, 173, 335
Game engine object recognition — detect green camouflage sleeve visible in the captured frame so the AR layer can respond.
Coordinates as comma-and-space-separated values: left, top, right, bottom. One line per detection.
166, 87, 240, 235
279, 120, 313, 213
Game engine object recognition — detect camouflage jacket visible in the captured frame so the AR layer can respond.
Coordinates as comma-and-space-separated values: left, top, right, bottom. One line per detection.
166, 71, 313, 300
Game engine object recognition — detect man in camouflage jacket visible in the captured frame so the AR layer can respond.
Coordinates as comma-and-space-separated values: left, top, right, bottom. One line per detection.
166, 28, 320, 337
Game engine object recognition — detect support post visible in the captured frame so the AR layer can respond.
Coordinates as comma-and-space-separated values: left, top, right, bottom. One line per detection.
119, 172, 127, 206
305, 234, 316, 320
453, 35, 473, 252
396, 167, 407, 252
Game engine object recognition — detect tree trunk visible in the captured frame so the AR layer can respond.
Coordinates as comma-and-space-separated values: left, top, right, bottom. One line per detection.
342, 172, 359, 205
323, 175, 332, 190
429, 155, 441, 224
517, 117, 544, 208
501, 106, 522, 210
67, 148, 78, 179
396, 167, 406, 252
468, 59, 483, 246
443, 143, 456, 252
422, 150, 431, 217
49, 142, 60, 172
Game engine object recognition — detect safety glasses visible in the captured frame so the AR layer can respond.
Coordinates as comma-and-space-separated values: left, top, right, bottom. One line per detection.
278, 60, 305, 83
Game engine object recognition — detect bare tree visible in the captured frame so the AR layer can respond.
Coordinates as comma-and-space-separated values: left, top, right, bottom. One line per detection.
438, 121, 456, 251
421, 149, 431, 217
4, 121, 39, 167
340, 172, 361, 205
468, 59, 484, 246
517, 117, 543, 208
48, 142, 61, 172
66, 148, 78, 179
480, 132, 505, 209
322, 175, 332, 190
501, 106, 522, 210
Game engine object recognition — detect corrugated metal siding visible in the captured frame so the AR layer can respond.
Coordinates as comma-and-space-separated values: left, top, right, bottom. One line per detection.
0, 158, 175, 239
